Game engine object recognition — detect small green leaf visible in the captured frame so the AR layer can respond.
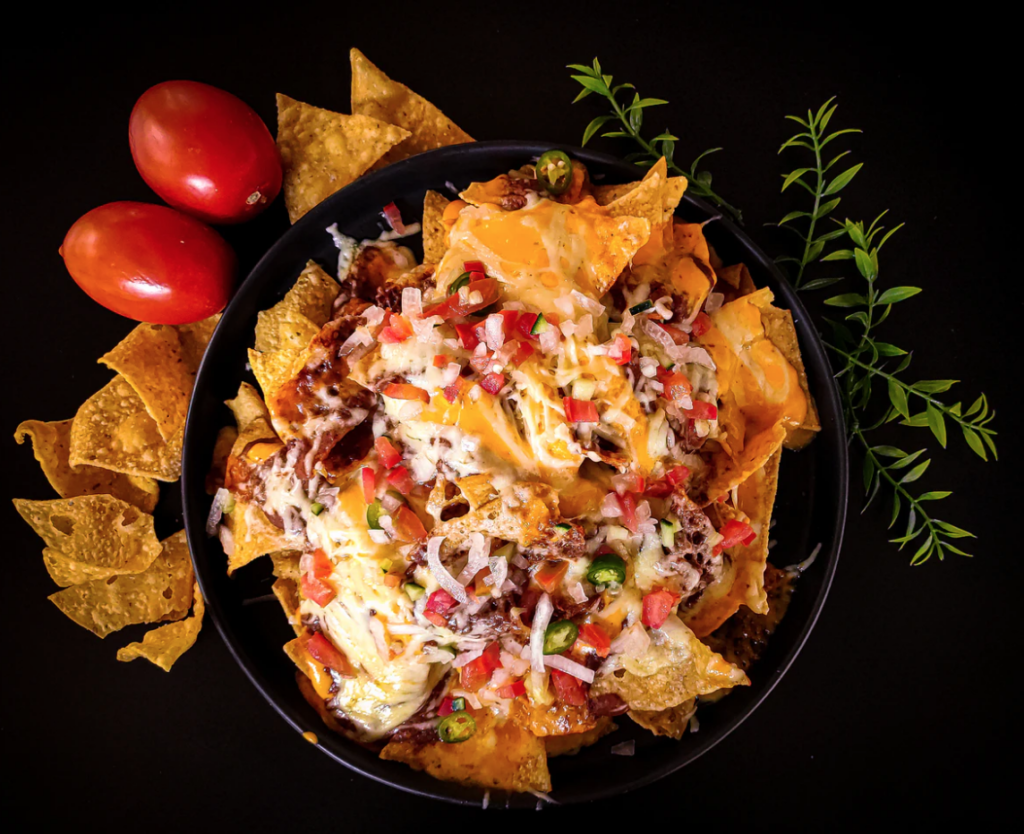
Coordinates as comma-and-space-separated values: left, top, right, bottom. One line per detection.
582, 115, 613, 146
824, 163, 863, 195
926, 404, 947, 447
912, 379, 958, 393
888, 448, 926, 470
873, 445, 906, 458
962, 426, 988, 460
806, 240, 826, 261
778, 210, 812, 225
847, 224, 868, 249
874, 342, 906, 356
566, 63, 595, 74
965, 395, 985, 417
934, 521, 976, 539
846, 311, 869, 327
900, 459, 930, 484
889, 493, 901, 528
816, 198, 842, 220
854, 249, 876, 279
571, 75, 609, 95
824, 293, 867, 308
781, 168, 812, 192
862, 455, 875, 492
895, 353, 913, 374
819, 128, 862, 148
602, 130, 629, 139
800, 277, 845, 291
900, 412, 930, 428
822, 249, 854, 261
876, 286, 922, 304
982, 431, 998, 460
918, 491, 952, 501
910, 537, 934, 565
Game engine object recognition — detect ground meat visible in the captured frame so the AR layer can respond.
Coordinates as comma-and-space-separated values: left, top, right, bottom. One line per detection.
663, 490, 721, 605
345, 243, 414, 302
374, 264, 435, 312
520, 524, 587, 562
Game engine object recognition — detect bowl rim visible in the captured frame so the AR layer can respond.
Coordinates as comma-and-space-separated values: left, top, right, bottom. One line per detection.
182, 139, 847, 806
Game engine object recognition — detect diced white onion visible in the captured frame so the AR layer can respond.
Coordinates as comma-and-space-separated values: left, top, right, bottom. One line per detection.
559, 320, 577, 338
402, 287, 422, 319
571, 290, 606, 317
381, 493, 403, 513
668, 344, 716, 369
554, 295, 575, 317
426, 536, 468, 603
367, 616, 389, 659
368, 529, 390, 544
443, 362, 461, 386
543, 653, 595, 683
643, 318, 677, 351
206, 488, 230, 536
530, 593, 553, 672
488, 554, 508, 597
704, 292, 725, 314
457, 533, 489, 584
601, 492, 623, 518
451, 647, 484, 668
621, 309, 636, 336
511, 553, 529, 569
484, 314, 505, 350
412, 315, 441, 342
539, 329, 560, 353
362, 305, 386, 327
610, 622, 650, 657
568, 582, 587, 604
575, 314, 594, 339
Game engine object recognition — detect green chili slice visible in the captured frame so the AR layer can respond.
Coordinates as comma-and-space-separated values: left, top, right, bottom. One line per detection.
530, 313, 550, 335
447, 272, 473, 296
629, 300, 654, 315
587, 553, 627, 586
366, 500, 384, 530
450, 696, 466, 712
438, 710, 476, 743
543, 620, 579, 654
536, 149, 574, 195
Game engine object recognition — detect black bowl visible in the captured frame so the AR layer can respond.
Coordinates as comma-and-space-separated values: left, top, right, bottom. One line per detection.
182, 140, 847, 807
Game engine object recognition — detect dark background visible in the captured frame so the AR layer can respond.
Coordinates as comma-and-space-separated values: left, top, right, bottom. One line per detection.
2, 4, 1018, 827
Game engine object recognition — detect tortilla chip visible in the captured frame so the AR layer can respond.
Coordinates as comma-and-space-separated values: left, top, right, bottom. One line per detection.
99, 324, 193, 440
759, 304, 821, 449
225, 499, 300, 574
453, 474, 498, 510
69, 376, 183, 482
272, 576, 303, 636
591, 616, 748, 711
716, 263, 757, 297
255, 261, 340, 353
248, 345, 309, 403
14, 494, 161, 578
270, 551, 302, 581
429, 482, 559, 555
703, 422, 786, 505
629, 699, 697, 740
174, 314, 220, 374
543, 718, 617, 757
594, 158, 687, 225
14, 419, 159, 512
380, 709, 551, 793
350, 48, 472, 168
48, 529, 194, 638
605, 170, 664, 230
225, 382, 270, 430
117, 580, 205, 671
276, 93, 410, 223
422, 190, 451, 264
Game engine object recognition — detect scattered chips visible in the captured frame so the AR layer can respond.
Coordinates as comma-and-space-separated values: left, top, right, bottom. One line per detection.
14, 419, 159, 512
175, 314, 221, 374
48, 529, 194, 638
99, 323, 194, 441
350, 48, 472, 168
421, 190, 451, 264
276, 93, 410, 223
69, 376, 184, 482
117, 580, 205, 671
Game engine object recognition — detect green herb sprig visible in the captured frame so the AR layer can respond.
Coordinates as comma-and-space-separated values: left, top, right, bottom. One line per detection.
567, 58, 742, 221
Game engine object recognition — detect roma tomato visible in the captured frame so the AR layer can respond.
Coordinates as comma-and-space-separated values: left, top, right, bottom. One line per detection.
60, 202, 236, 324
129, 80, 281, 224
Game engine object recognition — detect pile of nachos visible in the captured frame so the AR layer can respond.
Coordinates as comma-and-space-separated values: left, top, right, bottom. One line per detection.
208, 49, 820, 795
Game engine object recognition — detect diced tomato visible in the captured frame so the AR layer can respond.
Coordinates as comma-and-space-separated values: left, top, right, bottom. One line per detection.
421, 299, 452, 318
463, 260, 485, 273
392, 505, 427, 541
714, 519, 757, 555
666, 465, 690, 487
461, 641, 503, 692
644, 480, 673, 499
616, 472, 645, 494
533, 560, 569, 593
425, 588, 457, 614
454, 322, 479, 350
510, 340, 535, 365
378, 313, 414, 344
497, 309, 519, 340
382, 202, 406, 234
515, 312, 539, 339
433, 353, 451, 367
496, 680, 527, 699
309, 548, 332, 580
618, 492, 639, 534
691, 312, 712, 337
301, 573, 335, 606
480, 372, 505, 394
550, 668, 587, 706
306, 632, 353, 676
383, 382, 430, 403
684, 400, 718, 420
360, 466, 377, 503
608, 332, 632, 365
641, 588, 681, 629
659, 370, 693, 402
375, 437, 402, 469
438, 695, 456, 716
443, 384, 461, 403
386, 465, 415, 495
563, 397, 599, 424
658, 323, 690, 345
424, 611, 448, 628
473, 567, 492, 596
447, 277, 500, 317
577, 623, 611, 658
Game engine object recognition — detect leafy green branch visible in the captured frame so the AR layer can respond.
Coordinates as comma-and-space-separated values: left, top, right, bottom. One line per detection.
775, 98, 863, 290
567, 58, 742, 221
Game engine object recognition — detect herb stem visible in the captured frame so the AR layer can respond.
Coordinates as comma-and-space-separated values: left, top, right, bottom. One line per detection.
795, 128, 825, 288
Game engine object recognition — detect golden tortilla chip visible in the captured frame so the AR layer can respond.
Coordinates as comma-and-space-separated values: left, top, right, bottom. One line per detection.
759, 304, 821, 449
594, 158, 687, 225
206, 425, 237, 494
422, 190, 451, 264
270, 551, 302, 581
276, 93, 410, 223
14, 494, 161, 579
716, 263, 757, 297
429, 482, 559, 555
99, 324, 194, 440
117, 580, 205, 671
225, 382, 270, 430
174, 314, 220, 374
14, 419, 158, 512
69, 376, 183, 482
48, 530, 194, 638
380, 709, 551, 793
453, 474, 498, 510
591, 616, 748, 711
272, 577, 303, 636
605, 170, 664, 230
629, 699, 697, 740
225, 499, 300, 574
685, 452, 781, 637
350, 48, 472, 168
248, 345, 310, 403
255, 261, 340, 352
703, 422, 786, 505
543, 718, 617, 757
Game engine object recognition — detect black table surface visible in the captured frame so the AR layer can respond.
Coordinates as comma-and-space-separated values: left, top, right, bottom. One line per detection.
3, 6, 1018, 827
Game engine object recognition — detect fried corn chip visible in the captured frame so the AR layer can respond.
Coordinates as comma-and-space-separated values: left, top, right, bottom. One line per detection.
276, 93, 410, 223
48, 529, 194, 638
453, 474, 499, 510
380, 709, 551, 793
117, 580, 205, 671
604, 169, 664, 231
594, 158, 687, 225
225, 499, 300, 574
350, 48, 473, 168
174, 314, 220, 374
686, 453, 781, 636
206, 425, 237, 494
271, 576, 303, 636
543, 718, 617, 757
14, 494, 161, 579
248, 345, 310, 403
429, 482, 559, 554
759, 303, 821, 449
591, 616, 748, 711
226, 382, 270, 429
716, 263, 757, 298
270, 551, 302, 581
254, 261, 339, 353
99, 324, 194, 440
69, 376, 183, 482
422, 190, 451, 264
629, 699, 697, 740
14, 419, 159, 512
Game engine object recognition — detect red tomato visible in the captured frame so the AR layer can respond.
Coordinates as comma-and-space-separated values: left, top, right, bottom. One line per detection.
496, 680, 527, 699
550, 669, 587, 706
480, 372, 506, 394
425, 589, 458, 614
641, 588, 681, 629
129, 80, 281, 224
577, 623, 611, 658
392, 506, 427, 541
361, 467, 377, 503
382, 383, 430, 403
533, 560, 569, 593
386, 466, 415, 495
61, 202, 235, 324
374, 437, 402, 470
301, 573, 336, 607
461, 642, 503, 691
666, 465, 691, 487
691, 312, 712, 337
563, 397, 599, 424
714, 519, 757, 555
306, 633, 353, 676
